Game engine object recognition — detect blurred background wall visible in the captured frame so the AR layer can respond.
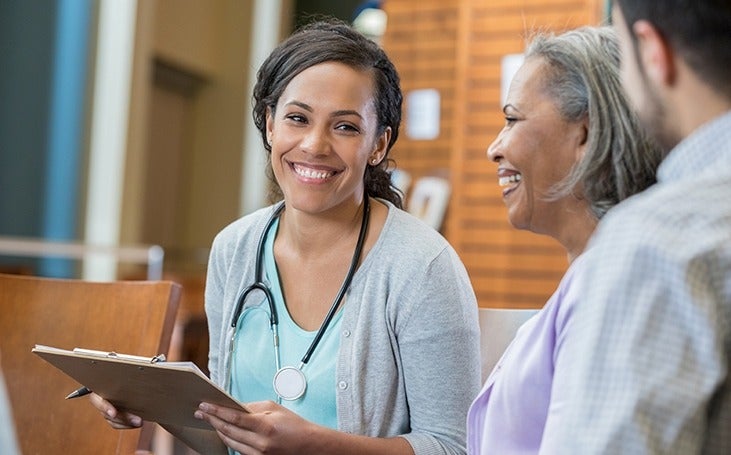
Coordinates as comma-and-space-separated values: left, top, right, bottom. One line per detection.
0, 1, 91, 277
1, 3, 609, 451
0, 0, 608, 310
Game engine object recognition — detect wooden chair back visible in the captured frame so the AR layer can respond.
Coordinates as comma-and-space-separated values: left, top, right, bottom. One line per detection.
0, 273, 181, 454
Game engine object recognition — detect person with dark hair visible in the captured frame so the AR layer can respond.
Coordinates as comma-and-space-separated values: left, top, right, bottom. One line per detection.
91, 19, 480, 455
467, 25, 661, 454
552, 1, 731, 453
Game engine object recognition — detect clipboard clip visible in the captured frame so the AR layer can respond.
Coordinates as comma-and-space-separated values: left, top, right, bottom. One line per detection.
106, 351, 166, 363
151, 354, 166, 363
73, 348, 166, 364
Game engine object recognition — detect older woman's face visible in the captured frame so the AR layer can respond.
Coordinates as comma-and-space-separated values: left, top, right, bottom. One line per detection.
487, 56, 586, 236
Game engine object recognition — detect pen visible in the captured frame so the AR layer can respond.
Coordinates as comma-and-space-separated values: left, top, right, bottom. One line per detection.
65, 386, 92, 400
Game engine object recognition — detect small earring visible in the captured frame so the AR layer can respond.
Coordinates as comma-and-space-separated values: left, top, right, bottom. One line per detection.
371, 158, 379, 165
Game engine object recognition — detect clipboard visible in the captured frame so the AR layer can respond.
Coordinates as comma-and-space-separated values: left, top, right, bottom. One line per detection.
32, 344, 248, 455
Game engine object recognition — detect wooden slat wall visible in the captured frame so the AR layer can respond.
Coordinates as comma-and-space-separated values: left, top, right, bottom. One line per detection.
384, 3, 460, 182
383, 0, 604, 308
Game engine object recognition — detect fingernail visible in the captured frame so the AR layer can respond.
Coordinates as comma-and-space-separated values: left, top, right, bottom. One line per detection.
131, 416, 142, 427
106, 409, 115, 418
199, 402, 211, 412
194, 410, 203, 419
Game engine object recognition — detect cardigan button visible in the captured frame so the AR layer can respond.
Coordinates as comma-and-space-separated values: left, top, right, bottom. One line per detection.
342, 329, 351, 337
338, 381, 348, 390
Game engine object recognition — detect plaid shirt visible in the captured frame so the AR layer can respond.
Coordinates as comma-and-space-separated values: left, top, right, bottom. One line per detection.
549, 111, 731, 454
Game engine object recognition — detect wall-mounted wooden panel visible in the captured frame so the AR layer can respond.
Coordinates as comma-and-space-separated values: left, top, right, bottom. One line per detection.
383, 0, 604, 309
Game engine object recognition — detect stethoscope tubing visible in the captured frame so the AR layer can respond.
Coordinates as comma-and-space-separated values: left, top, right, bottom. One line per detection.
230, 203, 285, 329
230, 197, 370, 367
301, 196, 370, 364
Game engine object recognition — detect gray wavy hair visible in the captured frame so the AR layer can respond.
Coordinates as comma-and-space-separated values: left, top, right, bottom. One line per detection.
527, 26, 662, 219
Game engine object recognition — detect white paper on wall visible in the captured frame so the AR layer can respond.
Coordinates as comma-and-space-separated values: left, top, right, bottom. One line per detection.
501, 53, 525, 106
406, 88, 440, 140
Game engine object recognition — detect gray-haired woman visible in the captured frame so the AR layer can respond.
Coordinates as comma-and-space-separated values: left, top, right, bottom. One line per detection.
467, 25, 662, 454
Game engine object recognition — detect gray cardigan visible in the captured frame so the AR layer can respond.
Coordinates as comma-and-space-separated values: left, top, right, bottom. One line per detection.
205, 201, 481, 455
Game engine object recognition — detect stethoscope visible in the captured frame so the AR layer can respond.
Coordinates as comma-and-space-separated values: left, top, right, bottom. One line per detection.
230, 196, 370, 402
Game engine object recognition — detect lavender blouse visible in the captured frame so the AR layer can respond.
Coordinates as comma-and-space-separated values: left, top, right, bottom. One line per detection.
467, 252, 590, 454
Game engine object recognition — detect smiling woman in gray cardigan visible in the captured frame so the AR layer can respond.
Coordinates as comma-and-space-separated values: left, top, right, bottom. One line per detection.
88, 19, 480, 455
206, 200, 481, 454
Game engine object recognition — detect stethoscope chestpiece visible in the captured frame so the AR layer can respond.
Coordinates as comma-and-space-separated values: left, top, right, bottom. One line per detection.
273, 366, 307, 401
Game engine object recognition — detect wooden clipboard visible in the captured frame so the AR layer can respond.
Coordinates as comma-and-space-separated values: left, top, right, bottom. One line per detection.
32, 344, 248, 455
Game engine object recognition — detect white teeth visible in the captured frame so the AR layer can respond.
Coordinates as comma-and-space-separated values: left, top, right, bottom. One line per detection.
293, 164, 333, 180
498, 174, 522, 187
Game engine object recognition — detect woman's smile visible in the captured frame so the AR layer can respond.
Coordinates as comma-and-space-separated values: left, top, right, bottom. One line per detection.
497, 168, 523, 197
290, 162, 338, 182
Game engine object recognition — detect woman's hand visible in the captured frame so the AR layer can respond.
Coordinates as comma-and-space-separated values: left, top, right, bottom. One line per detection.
194, 400, 318, 455
89, 392, 143, 429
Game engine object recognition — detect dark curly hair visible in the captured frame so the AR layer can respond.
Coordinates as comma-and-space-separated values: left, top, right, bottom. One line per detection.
252, 19, 404, 208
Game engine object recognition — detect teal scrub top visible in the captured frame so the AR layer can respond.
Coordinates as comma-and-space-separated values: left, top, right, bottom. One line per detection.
230, 218, 341, 429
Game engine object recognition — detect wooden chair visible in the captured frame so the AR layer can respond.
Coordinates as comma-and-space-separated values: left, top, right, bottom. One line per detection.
0, 273, 181, 454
